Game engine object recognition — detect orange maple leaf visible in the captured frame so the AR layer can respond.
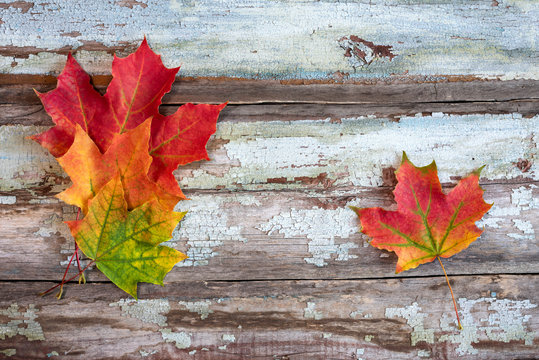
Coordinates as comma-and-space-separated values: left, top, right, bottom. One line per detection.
351, 152, 492, 328
57, 119, 183, 214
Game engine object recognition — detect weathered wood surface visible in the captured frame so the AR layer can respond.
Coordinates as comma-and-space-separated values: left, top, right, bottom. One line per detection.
0, 0, 537, 81
1, 1, 538, 358
1, 102, 538, 357
0, 275, 537, 359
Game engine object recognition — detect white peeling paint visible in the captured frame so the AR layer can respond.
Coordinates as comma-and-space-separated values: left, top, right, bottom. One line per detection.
222, 334, 236, 342
181, 115, 539, 192
385, 303, 435, 346
171, 195, 247, 267
439, 298, 537, 355
350, 310, 362, 319
0, 304, 44, 341
3, 115, 538, 193
303, 302, 323, 320
47, 351, 59, 357
178, 300, 213, 320
387, 298, 537, 355
323, 333, 332, 339
417, 350, 431, 358
479, 184, 537, 242
110, 298, 170, 327
218, 345, 227, 350
0, 349, 16, 357
258, 205, 358, 267
355, 348, 365, 360
188, 350, 196, 355
159, 329, 192, 350
0, 1, 537, 80
0, 126, 63, 191
0, 196, 16, 205
139, 349, 158, 357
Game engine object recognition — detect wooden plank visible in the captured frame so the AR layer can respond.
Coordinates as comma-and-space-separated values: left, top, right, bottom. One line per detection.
0, 1, 537, 81
1, 79, 538, 105
0, 275, 537, 359
1, 113, 537, 192
2, 101, 538, 129
1, 181, 537, 281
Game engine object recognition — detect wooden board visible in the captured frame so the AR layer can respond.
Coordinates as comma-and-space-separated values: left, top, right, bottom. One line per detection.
0, 276, 537, 359
0, 0, 537, 81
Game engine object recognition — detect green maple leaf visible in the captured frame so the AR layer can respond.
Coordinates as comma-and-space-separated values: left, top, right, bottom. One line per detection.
66, 175, 187, 298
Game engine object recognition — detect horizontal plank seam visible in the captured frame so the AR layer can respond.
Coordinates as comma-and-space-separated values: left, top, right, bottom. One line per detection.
3, 273, 538, 284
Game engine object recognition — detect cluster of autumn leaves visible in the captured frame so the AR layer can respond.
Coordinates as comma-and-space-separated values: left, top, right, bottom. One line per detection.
33, 40, 492, 325
32, 39, 225, 298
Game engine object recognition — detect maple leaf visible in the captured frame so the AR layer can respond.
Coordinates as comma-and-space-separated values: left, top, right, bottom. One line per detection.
103, 37, 179, 149
33, 38, 225, 299
30, 53, 111, 157
57, 119, 183, 214
351, 152, 492, 329
148, 102, 227, 200
66, 175, 187, 299
33, 38, 225, 189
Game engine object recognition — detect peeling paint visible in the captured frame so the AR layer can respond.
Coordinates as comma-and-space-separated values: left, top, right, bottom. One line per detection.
139, 349, 158, 357
46, 351, 59, 357
172, 195, 247, 267
323, 333, 332, 339
0, 349, 16, 357
180, 115, 538, 192
355, 348, 365, 360
479, 184, 537, 242
110, 298, 170, 326
386, 302, 435, 346
3, 115, 538, 194
439, 298, 537, 355
159, 329, 192, 350
178, 300, 213, 320
417, 349, 431, 358
0, 196, 16, 204
222, 334, 236, 342
303, 302, 323, 320
258, 205, 358, 267
386, 298, 537, 355
364, 335, 373, 342
0, 125, 63, 191
0, 304, 44, 341
0, 1, 537, 80
188, 350, 196, 355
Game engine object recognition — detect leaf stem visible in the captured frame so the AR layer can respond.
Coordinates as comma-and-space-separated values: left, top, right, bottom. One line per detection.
41, 207, 87, 298
39, 260, 95, 298
74, 208, 86, 284
437, 256, 462, 330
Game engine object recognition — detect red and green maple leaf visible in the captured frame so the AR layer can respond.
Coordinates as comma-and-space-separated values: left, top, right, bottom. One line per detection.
66, 175, 187, 299
351, 153, 492, 329
56, 119, 182, 214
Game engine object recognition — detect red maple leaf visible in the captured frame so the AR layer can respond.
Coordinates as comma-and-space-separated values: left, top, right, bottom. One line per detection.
351, 153, 492, 329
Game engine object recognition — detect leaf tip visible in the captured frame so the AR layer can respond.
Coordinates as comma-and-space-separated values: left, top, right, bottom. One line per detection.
473, 164, 486, 176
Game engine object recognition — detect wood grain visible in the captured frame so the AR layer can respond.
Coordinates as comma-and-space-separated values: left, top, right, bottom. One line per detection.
1, 79, 538, 105
0, 0, 537, 81
0, 275, 537, 359
1, 181, 537, 282
1, 2, 538, 356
